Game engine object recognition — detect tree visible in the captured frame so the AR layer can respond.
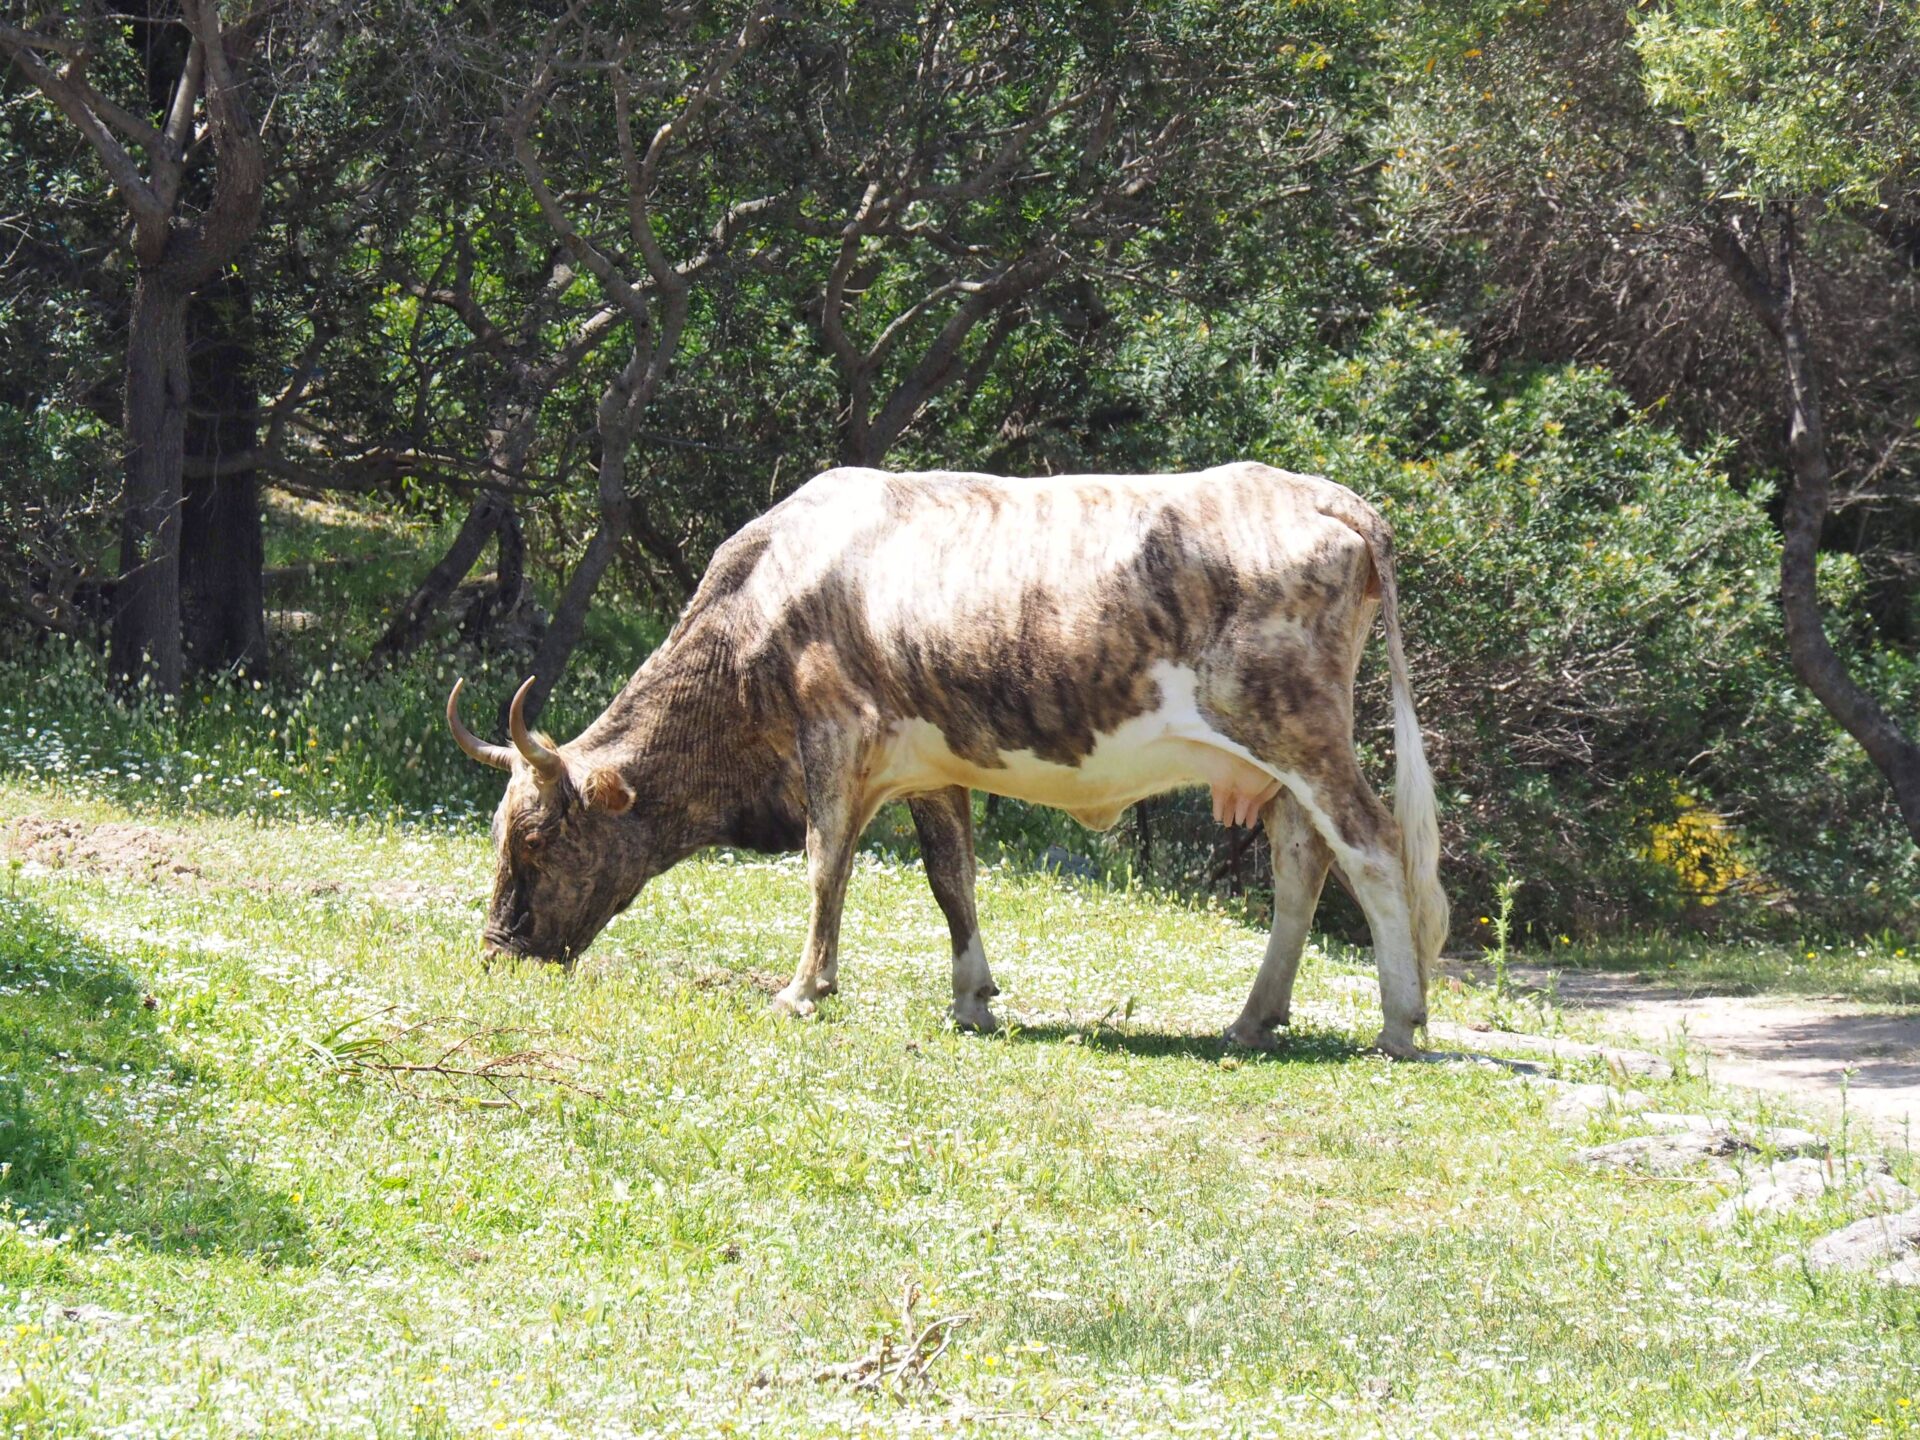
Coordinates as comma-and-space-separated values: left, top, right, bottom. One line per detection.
1383, 0, 1920, 844
502, 2, 787, 723
2, 2, 265, 694
774, 1, 1368, 470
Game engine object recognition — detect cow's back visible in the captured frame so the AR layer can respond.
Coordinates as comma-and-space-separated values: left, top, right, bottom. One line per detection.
707, 462, 1376, 769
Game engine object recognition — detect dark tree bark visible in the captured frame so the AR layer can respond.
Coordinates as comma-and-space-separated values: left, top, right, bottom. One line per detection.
1711, 207, 1920, 845
513, 351, 651, 730
373, 218, 627, 663
459, 502, 526, 645
3, 2, 265, 695
505, 8, 777, 726
181, 273, 267, 675
112, 273, 193, 692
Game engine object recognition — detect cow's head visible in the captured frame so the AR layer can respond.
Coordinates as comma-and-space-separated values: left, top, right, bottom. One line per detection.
448, 677, 649, 964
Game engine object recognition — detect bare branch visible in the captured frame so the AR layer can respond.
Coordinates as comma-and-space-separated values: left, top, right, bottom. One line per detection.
0, 37, 168, 231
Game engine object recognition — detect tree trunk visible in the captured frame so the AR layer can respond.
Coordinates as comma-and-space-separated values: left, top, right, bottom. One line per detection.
1773, 299, 1920, 844
512, 499, 629, 731
110, 271, 191, 695
181, 273, 267, 676
458, 501, 527, 643
371, 490, 508, 663
512, 345, 656, 730
1712, 213, 1920, 845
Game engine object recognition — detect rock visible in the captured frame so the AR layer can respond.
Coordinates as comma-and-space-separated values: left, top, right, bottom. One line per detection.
1639, 1112, 1723, 1134
1880, 1257, 1920, 1286
1859, 1172, 1919, 1213
1708, 1157, 1906, 1230
1578, 1129, 1759, 1177
1546, 1083, 1652, 1128
1411, 1050, 1551, 1076
1743, 1126, 1827, 1157
1806, 1206, 1920, 1274
1637, 1115, 1827, 1158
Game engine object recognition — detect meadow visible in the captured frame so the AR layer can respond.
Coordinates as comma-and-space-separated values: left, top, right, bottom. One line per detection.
1, 501, 1917, 1438
4, 769, 1920, 1437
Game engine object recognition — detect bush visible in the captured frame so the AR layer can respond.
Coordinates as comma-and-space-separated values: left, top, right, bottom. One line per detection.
983, 307, 1918, 937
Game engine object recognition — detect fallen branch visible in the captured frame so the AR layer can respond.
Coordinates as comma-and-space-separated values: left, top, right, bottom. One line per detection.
814, 1283, 972, 1395
299, 1008, 602, 1110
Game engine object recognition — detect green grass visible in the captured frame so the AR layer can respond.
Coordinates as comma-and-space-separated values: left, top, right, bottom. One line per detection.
4, 779, 1920, 1438
2, 500, 1918, 1436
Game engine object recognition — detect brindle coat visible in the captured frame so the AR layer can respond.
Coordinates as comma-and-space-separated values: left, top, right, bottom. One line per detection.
450, 462, 1448, 1055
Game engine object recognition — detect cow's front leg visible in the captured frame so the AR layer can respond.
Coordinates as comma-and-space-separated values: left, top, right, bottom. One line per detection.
773, 721, 871, 1019
908, 787, 999, 1032
1225, 792, 1330, 1050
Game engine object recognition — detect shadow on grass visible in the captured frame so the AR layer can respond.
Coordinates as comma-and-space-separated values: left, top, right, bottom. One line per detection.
1006, 1021, 1371, 1065
0, 896, 308, 1263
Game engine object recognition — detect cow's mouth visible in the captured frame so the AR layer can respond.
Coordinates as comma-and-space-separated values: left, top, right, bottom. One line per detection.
483, 928, 579, 966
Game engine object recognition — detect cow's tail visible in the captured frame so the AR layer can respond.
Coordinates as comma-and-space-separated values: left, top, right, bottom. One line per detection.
1352, 509, 1449, 1000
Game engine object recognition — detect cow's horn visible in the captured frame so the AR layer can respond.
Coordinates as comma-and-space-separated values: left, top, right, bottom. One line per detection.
508, 676, 564, 782
447, 679, 513, 771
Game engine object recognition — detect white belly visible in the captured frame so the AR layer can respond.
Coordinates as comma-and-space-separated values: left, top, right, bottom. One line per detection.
870, 662, 1284, 830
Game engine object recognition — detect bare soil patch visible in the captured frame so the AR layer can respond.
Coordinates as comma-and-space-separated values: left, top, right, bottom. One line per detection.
1442, 958, 1920, 1141
5, 815, 202, 885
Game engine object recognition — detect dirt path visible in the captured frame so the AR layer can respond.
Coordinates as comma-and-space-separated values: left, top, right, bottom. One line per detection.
1443, 961, 1920, 1143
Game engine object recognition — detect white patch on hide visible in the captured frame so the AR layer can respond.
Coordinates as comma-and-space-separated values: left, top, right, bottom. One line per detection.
872, 661, 1288, 827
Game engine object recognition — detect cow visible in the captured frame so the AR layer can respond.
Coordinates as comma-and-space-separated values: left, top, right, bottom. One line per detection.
446, 462, 1448, 1055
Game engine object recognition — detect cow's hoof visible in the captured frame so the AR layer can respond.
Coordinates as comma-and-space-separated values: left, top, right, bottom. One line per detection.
771, 988, 819, 1019
1223, 1017, 1281, 1051
950, 1000, 1001, 1034
1373, 1026, 1422, 1060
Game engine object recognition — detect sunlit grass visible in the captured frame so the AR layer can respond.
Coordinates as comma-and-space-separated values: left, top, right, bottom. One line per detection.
3, 777, 1919, 1437
1, 501, 1917, 1435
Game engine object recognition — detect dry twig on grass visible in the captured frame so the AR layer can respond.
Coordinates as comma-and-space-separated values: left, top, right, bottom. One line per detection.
298, 1007, 602, 1110
814, 1283, 972, 1396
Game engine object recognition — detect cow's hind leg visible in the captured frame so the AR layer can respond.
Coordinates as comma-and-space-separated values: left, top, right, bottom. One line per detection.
773, 724, 872, 1019
1284, 754, 1427, 1057
908, 786, 999, 1032
1225, 791, 1331, 1050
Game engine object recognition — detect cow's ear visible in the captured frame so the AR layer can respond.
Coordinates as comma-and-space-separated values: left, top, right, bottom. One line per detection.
581, 767, 635, 814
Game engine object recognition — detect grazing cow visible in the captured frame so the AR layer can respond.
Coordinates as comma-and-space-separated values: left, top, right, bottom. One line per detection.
447, 462, 1447, 1054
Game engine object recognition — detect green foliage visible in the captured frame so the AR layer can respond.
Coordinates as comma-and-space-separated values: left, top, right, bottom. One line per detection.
1634, 0, 1920, 202
0, 500, 665, 828
1297, 317, 1918, 932
989, 303, 1917, 932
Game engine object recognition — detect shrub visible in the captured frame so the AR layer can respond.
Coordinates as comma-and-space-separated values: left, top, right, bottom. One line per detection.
986, 307, 1918, 936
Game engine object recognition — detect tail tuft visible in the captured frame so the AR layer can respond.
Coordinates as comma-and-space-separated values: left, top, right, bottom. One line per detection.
1359, 515, 1449, 999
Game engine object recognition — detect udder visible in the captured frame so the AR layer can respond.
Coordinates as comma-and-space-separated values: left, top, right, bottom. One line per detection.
1176, 738, 1282, 828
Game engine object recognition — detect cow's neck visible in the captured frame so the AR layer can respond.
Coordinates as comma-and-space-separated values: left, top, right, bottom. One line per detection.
573, 627, 798, 855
